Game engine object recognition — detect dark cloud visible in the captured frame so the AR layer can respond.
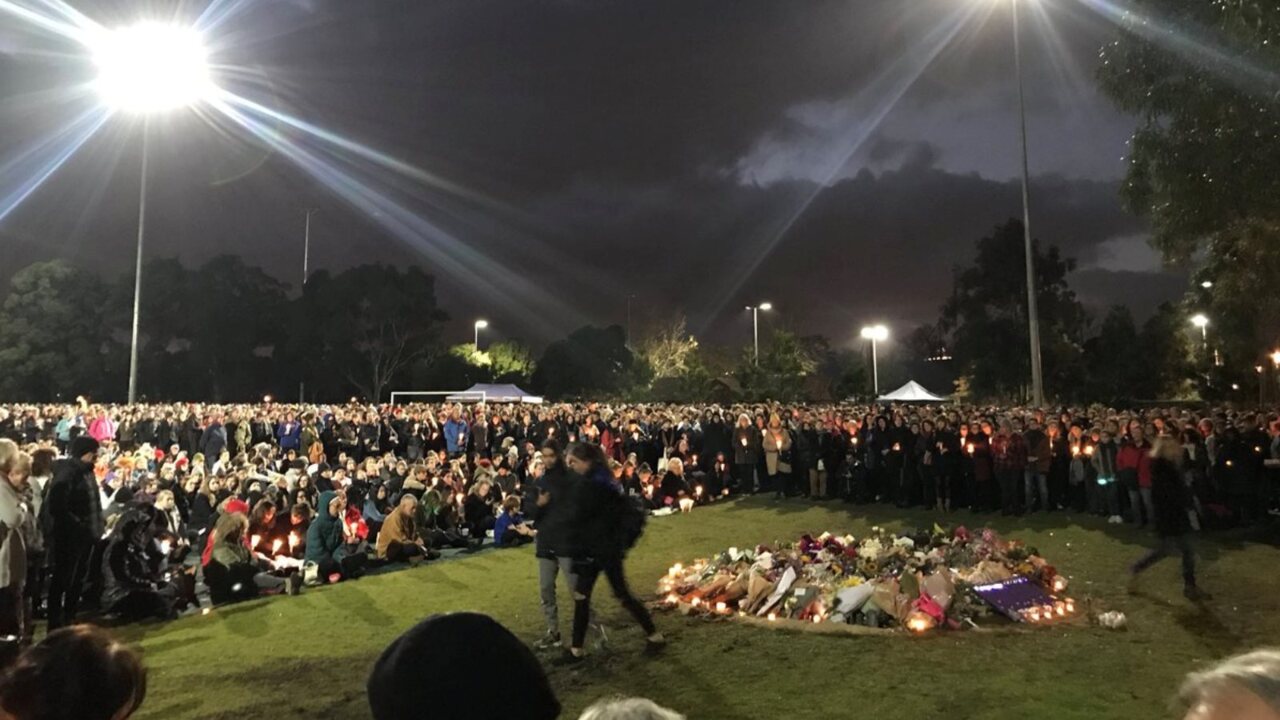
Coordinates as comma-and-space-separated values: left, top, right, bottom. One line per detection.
0, 0, 1183, 351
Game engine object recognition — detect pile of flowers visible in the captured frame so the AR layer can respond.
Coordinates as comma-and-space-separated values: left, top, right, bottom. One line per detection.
655, 525, 1075, 633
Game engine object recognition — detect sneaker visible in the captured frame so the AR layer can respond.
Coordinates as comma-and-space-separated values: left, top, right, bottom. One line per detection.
533, 632, 561, 650
552, 649, 585, 666
644, 633, 667, 654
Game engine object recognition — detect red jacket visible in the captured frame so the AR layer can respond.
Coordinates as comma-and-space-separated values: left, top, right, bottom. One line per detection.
1115, 441, 1152, 488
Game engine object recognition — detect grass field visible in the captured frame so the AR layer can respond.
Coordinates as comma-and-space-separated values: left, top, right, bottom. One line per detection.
122, 498, 1280, 720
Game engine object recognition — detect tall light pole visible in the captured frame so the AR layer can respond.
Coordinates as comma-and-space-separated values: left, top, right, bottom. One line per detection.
300, 209, 315, 403
860, 324, 889, 396
745, 302, 772, 366
91, 22, 214, 404
474, 320, 488, 351
625, 293, 636, 350
1012, 0, 1044, 407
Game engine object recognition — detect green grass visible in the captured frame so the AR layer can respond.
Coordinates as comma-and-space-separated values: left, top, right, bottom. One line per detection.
124, 498, 1280, 720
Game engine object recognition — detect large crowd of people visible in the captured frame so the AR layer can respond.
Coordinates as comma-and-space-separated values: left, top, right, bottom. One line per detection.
0, 397, 1276, 717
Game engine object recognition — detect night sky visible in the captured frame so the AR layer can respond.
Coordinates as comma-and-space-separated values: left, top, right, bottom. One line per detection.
0, 0, 1186, 351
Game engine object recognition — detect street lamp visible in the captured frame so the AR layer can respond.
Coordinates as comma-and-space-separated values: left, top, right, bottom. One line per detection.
745, 303, 772, 366
1009, 0, 1044, 407
860, 324, 889, 396
1190, 314, 1209, 346
1271, 350, 1280, 368
90, 22, 215, 404
1200, 280, 1213, 289
474, 319, 489, 350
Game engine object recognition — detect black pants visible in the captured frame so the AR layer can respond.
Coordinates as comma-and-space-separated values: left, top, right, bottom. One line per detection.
997, 470, 1022, 515
384, 541, 424, 563
571, 557, 655, 650
1132, 534, 1197, 588
734, 464, 755, 494
47, 538, 93, 630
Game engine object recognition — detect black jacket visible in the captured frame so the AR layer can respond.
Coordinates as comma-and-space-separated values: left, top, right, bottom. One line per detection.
1150, 458, 1194, 537
568, 466, 628, 561
46, 457, 104, 548
533, 466, 577, 559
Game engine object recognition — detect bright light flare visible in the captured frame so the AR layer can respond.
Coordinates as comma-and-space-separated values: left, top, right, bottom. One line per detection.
1189, 314, 1209, 329
860, 324, 889, 342
90, 22, 214, 113
474, 319, 488, 329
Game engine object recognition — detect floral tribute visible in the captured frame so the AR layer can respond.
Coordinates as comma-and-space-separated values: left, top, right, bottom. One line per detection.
654, 525, 1078, 633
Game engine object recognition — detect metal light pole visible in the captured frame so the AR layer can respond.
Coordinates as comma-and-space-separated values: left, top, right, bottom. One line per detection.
745, 302, 772, 366
300, 209, 315, 403
625, 293, 635, 349
474, 320, 488, 351
861, 325, 889, 396
1012, 0, 1044, 407
126, 125, 150, 405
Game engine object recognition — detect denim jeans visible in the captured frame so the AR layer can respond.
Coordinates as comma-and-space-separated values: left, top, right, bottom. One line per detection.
538, 555, 577, 635
1024, 470, 1049, 511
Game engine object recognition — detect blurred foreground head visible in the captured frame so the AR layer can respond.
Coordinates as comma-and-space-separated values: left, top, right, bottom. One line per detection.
0, 625, 147, 720
1180, 648, 1280, 720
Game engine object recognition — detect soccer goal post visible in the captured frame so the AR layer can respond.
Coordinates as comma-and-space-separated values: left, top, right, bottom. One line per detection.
388, 390, 487, 406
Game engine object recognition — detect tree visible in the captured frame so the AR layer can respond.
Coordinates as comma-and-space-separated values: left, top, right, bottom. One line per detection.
939, 220, 1087, 401
486, 340, 536, 384
1097, 1, 1280, 364
640, 314, 700, 380
0, 260, 119, 400
531, 325, 634, 398
295, 265, 447, 402
737, 329, 819, 401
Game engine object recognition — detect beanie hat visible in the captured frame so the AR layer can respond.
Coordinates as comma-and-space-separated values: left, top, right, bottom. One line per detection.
367, 613, 559, 720
223, 498, 250, 516
69, 436, 100, 461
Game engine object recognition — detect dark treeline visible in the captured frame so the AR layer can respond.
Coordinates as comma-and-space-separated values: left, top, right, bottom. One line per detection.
0, 218, 1254, 405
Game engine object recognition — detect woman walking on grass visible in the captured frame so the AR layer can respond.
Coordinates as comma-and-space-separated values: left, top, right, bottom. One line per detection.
1129, 436, 1209, 602
556, 442, 663, 664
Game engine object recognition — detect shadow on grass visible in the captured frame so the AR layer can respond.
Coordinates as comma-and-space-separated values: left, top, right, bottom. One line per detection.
1172, 604, 1244, 657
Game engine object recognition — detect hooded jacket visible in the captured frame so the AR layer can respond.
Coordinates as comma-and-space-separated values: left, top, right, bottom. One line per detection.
305, 490, 345, 563
46, 439, 104, 549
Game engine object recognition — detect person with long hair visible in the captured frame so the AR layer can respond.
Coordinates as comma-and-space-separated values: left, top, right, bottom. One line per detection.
557, 442, 663, 663
1129, 436, 1208, 601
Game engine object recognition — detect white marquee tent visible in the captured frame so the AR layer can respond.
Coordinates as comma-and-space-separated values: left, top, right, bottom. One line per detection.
445, 383, 543, 404
876, 380, 948, 403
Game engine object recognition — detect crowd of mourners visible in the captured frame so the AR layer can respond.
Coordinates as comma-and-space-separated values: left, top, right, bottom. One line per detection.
0, 398, 1276, 718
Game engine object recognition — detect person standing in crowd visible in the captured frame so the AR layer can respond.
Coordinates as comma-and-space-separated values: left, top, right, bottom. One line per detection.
731, 414, 759, 494
1024, 418, 1051, 512
45, 436, 102, 630
558, 442, 663, 664
1117, 425, 1154, 526
992, 420, 1028, 516
0, 442, 30, 659
1129, 436, 1208, 601
532, 442, 578, 650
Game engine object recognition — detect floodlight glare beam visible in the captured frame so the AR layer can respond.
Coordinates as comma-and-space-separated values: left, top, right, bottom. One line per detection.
90, 22, 213, 113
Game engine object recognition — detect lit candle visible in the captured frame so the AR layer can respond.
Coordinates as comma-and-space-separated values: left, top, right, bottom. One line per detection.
1085, 445, 1095, 457
715, 601, 727, 613
251, 534, 261, 549
966, 443, 975, 455
289, 532, 299, 549
741, 438, 748, 447
1071, 445, 1080, 457
767, 612, 777, 622
272, 539, 283, 555
691, 597, 700, 607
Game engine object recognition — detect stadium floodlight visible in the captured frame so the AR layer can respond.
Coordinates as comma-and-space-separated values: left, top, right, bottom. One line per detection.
89, 21, 215, 404
474, 319, 489, 349
745, 303, 773, 366
860, 325, 890, 396
90, 22, 214, 113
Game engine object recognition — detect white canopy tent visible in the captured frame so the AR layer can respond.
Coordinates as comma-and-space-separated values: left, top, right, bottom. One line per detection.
445, 383, 543, 404
876, 380, 948, 403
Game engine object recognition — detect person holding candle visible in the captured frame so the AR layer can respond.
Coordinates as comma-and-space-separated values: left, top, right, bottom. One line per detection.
207, 512, 299, 601
731, 414, 759, 495
304, 491, 363, 585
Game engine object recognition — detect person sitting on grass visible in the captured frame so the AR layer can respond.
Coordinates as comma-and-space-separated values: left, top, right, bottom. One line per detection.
493, 495, 535, 548
375, 495, 435, 564
207, 512, 300, 602
463, 480, 497, 541
304, 491, 364, 585
100, 506, 185, 623
0, 625, 147, 720
366, 612, 560, 720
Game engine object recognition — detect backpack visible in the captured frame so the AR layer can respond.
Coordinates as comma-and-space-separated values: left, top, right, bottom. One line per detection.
616, 492, 647, 551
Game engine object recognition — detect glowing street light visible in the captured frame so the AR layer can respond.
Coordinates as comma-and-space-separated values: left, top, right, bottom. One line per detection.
1190, 313, 1209, 346
1200, 280, 1213, 289
474, 319, 489, 350
745, 303, 773, 366
1271, 350, 1280, 368
860, 324, 889, 396
90, 22, 215, 404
